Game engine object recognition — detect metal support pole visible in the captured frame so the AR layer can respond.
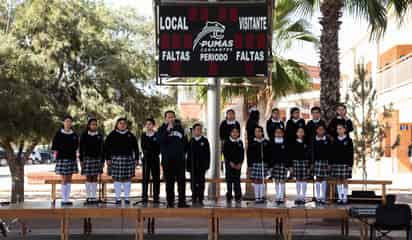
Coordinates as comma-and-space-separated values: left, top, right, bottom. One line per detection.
207, 77, 221, 200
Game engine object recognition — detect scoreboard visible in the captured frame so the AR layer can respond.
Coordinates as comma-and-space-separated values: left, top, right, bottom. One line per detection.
157, 3, 269, 78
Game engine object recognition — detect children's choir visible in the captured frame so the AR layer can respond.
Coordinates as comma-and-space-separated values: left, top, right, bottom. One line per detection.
51, 104, 354, 207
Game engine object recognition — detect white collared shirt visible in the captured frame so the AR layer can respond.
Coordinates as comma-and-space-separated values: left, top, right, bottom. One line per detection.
145, 131, 155, 137
315, 136, 326, 141
292, 118, 301, 123
312, 119, 320, 123
337, 135, 347, 141
226, 120, 236, 125
229, 136, 240, 142
61, 129, 74, 135
274, 137, 284, 144
194, 136, 202, 141
296, 138, 303, 143
116, 129, 128, 134
271, 118, 281, 123
254, 137, 264, 143
87, 131, 98, 136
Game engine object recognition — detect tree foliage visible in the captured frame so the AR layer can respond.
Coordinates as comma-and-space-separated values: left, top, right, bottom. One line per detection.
345, 64, 386, 180
0, 0, 170, 202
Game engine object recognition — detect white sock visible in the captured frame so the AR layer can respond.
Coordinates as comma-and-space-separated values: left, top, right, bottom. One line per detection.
296, 182, 302, 199
275, 182, 280, 200
123, 181, 131, 200
254, 184, 260, 200
260, 184, 265, 200
321, 181, 327, 200
337, 184, 343, 200
66, 184, 71, 202
315, 182, 321, 199
279, 183, 285, 200
343, 185, 348, 200
302, 182, 307, 199
85, 182, 91, 198
114, 181, 122, 200
61, 184, 68, 202
91, 182, 97, 199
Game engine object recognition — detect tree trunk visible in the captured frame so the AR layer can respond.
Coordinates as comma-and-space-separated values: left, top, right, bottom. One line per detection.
319, 0, 343, 123
2, 139, 38, 203
10, 163, 24, 203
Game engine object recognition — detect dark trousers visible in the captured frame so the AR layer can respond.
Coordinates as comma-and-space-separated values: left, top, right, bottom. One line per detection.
142, 156, 160, 201
225, 161, 241, 200
163, 159, 186, 205
190, 170, 206, 202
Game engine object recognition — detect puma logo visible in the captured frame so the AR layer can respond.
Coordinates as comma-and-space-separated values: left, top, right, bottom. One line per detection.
193, 21, 226, 50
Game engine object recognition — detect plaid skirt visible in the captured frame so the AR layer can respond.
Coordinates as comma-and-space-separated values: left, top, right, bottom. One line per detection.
293, 160, 311, 181
249, 162, 267, 180
55, 158, 78, 176
331, 164, 352, 179
108, 155, 136, 180
271, 163, 288, 181
81, 156, 103, 176
314, 160, 330, 178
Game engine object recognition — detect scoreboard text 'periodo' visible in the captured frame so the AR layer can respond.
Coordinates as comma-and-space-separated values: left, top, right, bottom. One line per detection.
157, 3, 269, 77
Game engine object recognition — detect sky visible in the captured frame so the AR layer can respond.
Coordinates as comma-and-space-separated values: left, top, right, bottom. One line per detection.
105, 0, 369, 66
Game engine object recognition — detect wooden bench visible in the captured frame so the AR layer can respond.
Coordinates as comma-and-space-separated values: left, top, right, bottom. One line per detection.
34, 173, 391, 204
213, 207, 289, 240
0, 201, 382, 240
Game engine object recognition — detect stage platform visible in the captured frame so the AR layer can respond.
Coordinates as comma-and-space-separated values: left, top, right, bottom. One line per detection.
0, 200, 382, 240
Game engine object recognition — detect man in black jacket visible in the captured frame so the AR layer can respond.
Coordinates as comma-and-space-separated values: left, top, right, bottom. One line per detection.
158, 110, 188, 208
186, 123, 210, 205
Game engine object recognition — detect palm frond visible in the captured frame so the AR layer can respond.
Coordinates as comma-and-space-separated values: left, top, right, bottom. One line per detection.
344, 0, 388, 39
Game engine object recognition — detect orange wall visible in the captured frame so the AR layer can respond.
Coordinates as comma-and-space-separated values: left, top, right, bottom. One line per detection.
379, 45, 412, 69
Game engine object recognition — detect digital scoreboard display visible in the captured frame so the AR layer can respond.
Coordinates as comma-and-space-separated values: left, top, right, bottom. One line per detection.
158, 3, 269, 77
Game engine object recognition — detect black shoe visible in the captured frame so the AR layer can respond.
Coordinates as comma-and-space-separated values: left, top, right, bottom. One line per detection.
167, 202, 174, 208
61, 201, 73, 206
178, 202, 189, 208
235, 198, 242, 203
226, 197, 233, 203
294, 199, 302, 205
198, 200, 204, 206
124, 199, 130, 205
115, 200, 122, 205
153, 199, 160, 204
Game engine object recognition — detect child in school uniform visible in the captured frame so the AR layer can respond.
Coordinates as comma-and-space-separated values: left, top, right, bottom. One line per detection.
52, 115, 79, 205
311, 124, 332, 204
140, 118, 161, 203
219, 109, 241, 143
305, 107, 326, 144
223, 127, 244, 203
269, 128, 288, 204
331, 124, 354, 204
79, 118, 104, 203
186, 123, 211, 205
104, 118, 139, 205
266, 108, 285, 142
247, 126, 270, 203
288, 127, 310, 205
328, 103, 354, 139
286, 107, 306, 142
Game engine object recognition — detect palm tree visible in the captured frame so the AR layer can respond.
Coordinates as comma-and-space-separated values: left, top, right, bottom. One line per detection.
298, 0, 412, 122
